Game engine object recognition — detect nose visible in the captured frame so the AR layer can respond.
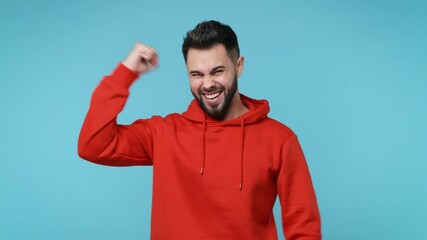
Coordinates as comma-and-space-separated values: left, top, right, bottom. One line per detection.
202, 76, 216, 90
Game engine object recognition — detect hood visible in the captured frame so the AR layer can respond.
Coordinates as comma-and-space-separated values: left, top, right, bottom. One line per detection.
182, 94, 270, 191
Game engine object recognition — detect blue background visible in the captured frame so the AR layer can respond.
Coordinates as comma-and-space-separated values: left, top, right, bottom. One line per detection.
1, 0, 426, 239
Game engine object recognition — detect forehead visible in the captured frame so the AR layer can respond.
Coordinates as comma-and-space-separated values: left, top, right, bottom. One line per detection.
186, 44, 233, 71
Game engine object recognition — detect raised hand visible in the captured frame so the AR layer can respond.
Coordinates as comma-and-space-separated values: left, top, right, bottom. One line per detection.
122, 42, 159, 74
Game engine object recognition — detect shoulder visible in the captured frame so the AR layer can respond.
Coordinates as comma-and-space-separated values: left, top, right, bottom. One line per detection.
256, 117, 297, 141
127, 113, 183, 136
133, 113, 185, 127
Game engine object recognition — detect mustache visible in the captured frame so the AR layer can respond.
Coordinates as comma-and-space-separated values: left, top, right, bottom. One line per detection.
199, 86, 225, 94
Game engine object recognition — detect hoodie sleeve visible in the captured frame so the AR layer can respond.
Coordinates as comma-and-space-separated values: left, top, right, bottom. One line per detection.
77, 64, 154, 166
277, 134, 321, 240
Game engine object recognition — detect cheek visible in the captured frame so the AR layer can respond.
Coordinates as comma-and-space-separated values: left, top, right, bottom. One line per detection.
218, 74, 235, 88
189, 79, 202, 94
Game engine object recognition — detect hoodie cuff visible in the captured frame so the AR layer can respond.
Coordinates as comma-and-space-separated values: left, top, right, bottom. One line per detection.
109, 63, 140, 89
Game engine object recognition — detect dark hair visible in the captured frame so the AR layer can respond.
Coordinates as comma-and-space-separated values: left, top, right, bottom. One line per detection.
182, 20, 240, 62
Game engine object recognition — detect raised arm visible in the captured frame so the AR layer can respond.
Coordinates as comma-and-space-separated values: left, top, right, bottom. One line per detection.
77, 43, 159, 166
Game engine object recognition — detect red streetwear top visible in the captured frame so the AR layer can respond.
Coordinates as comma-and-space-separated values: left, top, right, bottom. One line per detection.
78, 64, 321, 240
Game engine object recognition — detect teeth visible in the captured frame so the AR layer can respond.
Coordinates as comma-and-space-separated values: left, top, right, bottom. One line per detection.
205, 92, 221, 99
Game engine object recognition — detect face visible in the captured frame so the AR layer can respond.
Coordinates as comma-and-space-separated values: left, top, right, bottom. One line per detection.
186, 44, 244, 120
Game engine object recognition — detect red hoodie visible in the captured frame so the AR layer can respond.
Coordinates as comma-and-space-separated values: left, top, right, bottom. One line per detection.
78, 63, 321, 240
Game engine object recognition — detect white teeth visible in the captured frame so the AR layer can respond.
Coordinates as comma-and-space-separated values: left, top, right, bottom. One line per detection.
205, 92, 221, 99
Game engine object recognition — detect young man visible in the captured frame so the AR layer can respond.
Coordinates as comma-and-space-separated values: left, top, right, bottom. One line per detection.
78, 20, 321, 240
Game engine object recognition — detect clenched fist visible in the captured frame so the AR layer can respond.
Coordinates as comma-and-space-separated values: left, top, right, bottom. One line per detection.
122, 43, 159, 74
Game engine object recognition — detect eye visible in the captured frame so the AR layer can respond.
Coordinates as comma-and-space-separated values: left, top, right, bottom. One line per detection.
212, 69, 224, 76
191, 73, 203, 78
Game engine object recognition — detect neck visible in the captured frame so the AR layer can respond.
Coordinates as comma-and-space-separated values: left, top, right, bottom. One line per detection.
223, 92, 248, 121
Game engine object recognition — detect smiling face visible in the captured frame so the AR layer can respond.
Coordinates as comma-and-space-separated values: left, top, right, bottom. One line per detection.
186, 44, 244, 120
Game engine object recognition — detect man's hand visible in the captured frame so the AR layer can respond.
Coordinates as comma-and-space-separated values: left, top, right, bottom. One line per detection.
122, 43, 159, 75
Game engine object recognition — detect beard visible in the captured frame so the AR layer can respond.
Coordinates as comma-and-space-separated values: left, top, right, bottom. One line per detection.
192, 76, 238, 120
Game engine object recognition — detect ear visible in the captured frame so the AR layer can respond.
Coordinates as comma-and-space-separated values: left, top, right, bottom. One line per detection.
236, 56, 244, 77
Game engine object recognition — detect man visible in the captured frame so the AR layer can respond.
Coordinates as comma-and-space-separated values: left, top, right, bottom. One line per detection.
78, 20, 321, 240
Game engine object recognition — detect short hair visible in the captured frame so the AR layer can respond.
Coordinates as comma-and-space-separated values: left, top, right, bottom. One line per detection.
182, 20, 240, 63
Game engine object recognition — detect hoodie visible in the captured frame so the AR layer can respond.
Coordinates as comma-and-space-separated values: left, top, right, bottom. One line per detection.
78, 63, 321, 240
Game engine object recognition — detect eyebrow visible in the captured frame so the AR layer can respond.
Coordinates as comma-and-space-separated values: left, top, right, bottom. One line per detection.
189, 65, 226, 75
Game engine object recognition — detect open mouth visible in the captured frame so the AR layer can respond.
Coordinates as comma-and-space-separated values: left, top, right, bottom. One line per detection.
204, 91, 222, 100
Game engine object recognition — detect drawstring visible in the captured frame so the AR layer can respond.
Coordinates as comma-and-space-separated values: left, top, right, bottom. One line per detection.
200, 114, 206, 175
199, 114, 246, 191
239, 118, 245, 190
